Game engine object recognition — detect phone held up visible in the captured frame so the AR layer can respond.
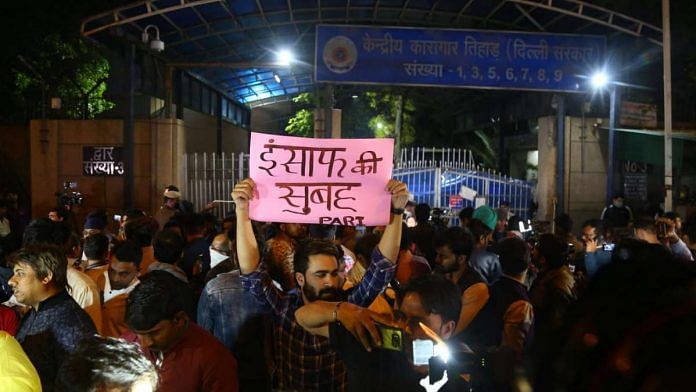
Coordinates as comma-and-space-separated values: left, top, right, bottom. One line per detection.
375, 324, 435, 366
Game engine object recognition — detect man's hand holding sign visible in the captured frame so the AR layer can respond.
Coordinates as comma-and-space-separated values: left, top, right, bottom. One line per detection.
232, 132, 409, 273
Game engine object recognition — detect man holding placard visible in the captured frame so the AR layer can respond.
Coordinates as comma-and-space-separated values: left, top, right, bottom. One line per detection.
232, 175, 408, 391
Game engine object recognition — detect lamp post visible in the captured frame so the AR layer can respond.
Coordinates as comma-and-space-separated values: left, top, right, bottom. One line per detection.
607, 85, 618, 206
663, 0, 673, 212
590, 70, 620, 206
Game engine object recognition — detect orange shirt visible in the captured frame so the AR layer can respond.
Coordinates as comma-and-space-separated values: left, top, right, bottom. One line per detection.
83, 263, 108, 284
98, 272, 139, 338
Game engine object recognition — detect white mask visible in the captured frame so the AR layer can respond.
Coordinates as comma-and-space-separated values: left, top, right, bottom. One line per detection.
209, 248, 229, 269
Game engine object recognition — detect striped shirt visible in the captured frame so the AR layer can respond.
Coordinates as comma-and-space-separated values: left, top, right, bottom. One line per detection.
241, 247, 396, 391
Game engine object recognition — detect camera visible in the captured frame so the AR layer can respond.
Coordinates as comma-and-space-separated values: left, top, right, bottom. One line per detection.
375, 324, 434, 366
55, 181, 84, 209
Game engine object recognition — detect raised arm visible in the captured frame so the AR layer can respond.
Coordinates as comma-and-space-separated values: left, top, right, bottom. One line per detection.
232, 179, 260, 275
378, 179, 409, 263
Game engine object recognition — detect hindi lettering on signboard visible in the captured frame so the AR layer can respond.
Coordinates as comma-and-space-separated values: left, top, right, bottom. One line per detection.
249, 132, 394, 226
316, 25, 605, 93
83, 146, 125, 176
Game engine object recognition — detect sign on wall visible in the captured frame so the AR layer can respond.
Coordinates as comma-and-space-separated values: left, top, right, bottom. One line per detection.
315, 25, 605, 92
620, 101, 658, 129
622, 161, 648, 201
83, 146, 125, 176
249, 132, 394, 226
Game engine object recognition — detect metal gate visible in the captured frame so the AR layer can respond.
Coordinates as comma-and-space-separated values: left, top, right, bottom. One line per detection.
183, 147, 534, 221
393, 148, 534, 221
182, 152, 249, 219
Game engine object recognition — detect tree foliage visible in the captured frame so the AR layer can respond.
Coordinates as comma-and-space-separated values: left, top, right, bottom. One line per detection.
284, 93, 314, 136
14, 35, 114, 119
284, 90, 418, 145
365, 92, 416, 145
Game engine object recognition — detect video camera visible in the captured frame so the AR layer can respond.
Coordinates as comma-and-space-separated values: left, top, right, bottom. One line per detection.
55, 181, 84, 209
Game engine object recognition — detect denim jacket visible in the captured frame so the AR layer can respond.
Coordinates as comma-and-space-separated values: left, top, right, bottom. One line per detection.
198, 270, 271, 383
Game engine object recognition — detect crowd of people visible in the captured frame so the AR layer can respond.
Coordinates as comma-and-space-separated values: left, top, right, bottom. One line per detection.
0, 182, 695, 391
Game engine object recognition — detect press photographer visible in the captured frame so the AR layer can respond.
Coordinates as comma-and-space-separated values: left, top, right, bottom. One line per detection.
295, 274, 474, 392
51, 181, 84, 234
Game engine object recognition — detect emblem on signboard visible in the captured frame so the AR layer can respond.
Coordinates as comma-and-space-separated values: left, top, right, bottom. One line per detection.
323, 36, 357, 74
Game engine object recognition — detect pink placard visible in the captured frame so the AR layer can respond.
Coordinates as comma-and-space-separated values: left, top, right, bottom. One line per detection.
248, 132, 394, 226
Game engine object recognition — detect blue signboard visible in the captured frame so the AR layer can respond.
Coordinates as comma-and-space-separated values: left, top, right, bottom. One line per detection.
315, 25, 605, 92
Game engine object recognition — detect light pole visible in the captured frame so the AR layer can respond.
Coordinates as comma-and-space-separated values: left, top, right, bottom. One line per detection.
590, 70, 620, 206
662, 0, 673, 211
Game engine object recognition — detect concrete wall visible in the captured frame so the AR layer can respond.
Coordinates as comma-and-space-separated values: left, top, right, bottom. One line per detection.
29, 119, 186, 229
536, 115, 609, 228
251, 100, 293, 134
222, 121, 250, 153
183, 108, 250, 153
182, 109, 217, 153
536, 116, 558, 222
0, 125, 30, 194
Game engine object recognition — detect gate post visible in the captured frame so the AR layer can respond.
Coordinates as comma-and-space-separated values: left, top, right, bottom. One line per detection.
434, 166, 442, 208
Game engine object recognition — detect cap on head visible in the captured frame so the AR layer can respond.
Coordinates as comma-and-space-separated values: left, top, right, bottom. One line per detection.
472, 205, 498, 231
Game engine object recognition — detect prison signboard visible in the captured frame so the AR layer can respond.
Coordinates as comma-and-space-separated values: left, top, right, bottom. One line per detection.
315, 25, 605, 93
248, 132, 394, 226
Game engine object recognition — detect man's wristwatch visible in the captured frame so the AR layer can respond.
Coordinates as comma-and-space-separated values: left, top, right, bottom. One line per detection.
391, 207, 405, 215
332, 301, 344, 322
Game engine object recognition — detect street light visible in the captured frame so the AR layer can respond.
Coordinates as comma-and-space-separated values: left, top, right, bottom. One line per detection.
590, 70, 609, 90
276, 49, 294, 66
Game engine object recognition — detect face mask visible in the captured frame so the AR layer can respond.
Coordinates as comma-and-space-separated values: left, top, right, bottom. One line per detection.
613, 200, 624, 208
209, 248, 229, 269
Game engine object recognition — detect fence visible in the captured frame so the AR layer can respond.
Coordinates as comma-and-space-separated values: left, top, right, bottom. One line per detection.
183, 147, 534, 221
182, 152, 249, 219
393, 148, 534, 223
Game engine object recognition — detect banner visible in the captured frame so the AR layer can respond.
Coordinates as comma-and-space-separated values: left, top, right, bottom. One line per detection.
316, 25, 605, 93
249, 132, 394, 226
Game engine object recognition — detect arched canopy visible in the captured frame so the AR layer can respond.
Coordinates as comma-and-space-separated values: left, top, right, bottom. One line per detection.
82, 0, 662, 105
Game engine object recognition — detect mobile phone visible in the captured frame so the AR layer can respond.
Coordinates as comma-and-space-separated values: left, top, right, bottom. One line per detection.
603, 243, 616, 252
113, 214, 121, 222
376, 324, 404, 352
412, 339, 435, 366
